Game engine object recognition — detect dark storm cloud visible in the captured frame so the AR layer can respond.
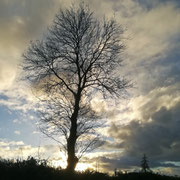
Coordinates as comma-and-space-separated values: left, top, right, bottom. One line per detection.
94, 42, 180, 172
99, 156, 139, 170
99, 48, 180, 170
97, 156, 179, 172
106, 100, 180, 169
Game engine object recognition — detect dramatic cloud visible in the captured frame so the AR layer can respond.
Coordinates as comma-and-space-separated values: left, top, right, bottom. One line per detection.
105, 84, 180, 171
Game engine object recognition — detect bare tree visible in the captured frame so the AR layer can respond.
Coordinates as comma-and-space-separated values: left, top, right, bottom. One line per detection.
22, 3, 130, 172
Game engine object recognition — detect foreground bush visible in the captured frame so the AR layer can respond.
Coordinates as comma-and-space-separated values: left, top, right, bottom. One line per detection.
0, 157, 179, 180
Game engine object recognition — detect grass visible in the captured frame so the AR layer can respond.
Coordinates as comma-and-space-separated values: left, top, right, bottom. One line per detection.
0, 157, 179, 180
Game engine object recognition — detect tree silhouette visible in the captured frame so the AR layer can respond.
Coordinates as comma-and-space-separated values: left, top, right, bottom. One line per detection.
140, 154, 152, 173
22, 3, 130, 172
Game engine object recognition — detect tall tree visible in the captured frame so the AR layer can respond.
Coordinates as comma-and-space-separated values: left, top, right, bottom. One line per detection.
141, 154, 151, 173
22, 3, 129, 172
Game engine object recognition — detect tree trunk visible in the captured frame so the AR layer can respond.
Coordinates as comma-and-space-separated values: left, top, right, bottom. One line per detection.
66, 93, 81, 172
66, 120, 78, 172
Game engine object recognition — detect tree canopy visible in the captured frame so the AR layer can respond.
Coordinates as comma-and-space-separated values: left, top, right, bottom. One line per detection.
22, 3, 130, 171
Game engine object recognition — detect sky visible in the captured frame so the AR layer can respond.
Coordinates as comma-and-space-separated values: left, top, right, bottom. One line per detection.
0, 0, 180, 175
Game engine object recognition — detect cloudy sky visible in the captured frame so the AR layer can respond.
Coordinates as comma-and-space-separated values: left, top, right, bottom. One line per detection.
0, 0, 180, 175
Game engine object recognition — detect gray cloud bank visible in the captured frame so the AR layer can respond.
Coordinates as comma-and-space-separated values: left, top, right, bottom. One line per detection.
100, 84, 180, 172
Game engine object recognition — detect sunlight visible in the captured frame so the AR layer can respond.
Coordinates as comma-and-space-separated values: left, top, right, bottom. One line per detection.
50, 151, 92, 172
51, 159, 66, 169
51, 159, 92, 172
75, 162, 92, 172
51, 152, 67, 169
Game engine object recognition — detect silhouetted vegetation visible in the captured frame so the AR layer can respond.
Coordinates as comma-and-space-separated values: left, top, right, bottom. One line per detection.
0, 157, 179, 180
22, 2, 130, 172
140, 154, 152, 173
114, 172, 180, 180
